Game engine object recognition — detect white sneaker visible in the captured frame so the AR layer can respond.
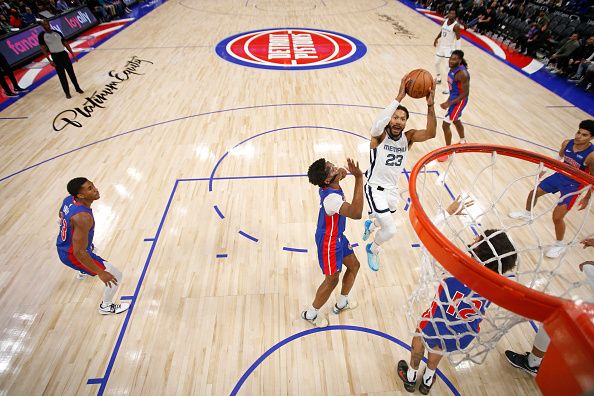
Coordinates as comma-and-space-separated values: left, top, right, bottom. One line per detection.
76, 271, 88, 280
509, 210, 531, 221
545, 243, 566, 259
301, 311, 329, 328
332, 300, 358, 314
98, 302, 130, 315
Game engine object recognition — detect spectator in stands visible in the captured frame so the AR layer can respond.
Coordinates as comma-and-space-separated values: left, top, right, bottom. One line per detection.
569, 35, 594, 84
475, 5, 495, 33
87, 0, 108, 21
466, 1, 486, 28
535, 9, 549, 29
0, 15, 12, 34
517, 23, 540, 54
56, 0, 69, 12
21, 6, 36, 26
547, 32, 581, 75
576, 65, 594, 92
8, 8, 22, 28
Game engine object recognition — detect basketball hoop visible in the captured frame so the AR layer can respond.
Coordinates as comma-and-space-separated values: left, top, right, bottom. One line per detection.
408, 144, 594, 396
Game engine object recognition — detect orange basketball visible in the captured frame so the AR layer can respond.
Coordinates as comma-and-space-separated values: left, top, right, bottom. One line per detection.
405, 69, 433, 99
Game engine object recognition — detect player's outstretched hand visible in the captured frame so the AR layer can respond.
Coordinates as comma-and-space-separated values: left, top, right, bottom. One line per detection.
346, 158, 363, 179
98, 270, 118, 288
446, 194, 475, 215
581, 238, 594, 249
397, 73, 409, 102
426, 79, 436, 106
577, 195, 590, 210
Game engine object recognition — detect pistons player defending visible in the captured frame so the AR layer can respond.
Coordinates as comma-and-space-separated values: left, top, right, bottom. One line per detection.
302, 158, 363, 328
57, 177, 129, 315
434, 8, 462, 94
509, 120, 594, 258
438, 50, 470, 162
397, 198, 518, 394
362, 74, 436, 271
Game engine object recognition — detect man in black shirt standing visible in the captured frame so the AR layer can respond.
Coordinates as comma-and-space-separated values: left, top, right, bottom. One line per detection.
38, 18, 83, 99
0, 52, 28, 97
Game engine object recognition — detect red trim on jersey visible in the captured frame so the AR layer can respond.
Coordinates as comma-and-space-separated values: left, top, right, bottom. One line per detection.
67, 246, 105, 275
450, 98, 466, 121
419, 285, 443, 330
322, 214, 338, 275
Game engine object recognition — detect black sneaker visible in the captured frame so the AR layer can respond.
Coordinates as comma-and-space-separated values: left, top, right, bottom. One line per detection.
5, 91, 18, 97
504, 350, 539, 376
15, 86, 29, 92
397, 360, 416, 393
419, 371, 436, 395
76, 88, 84, 94
65, 93, 72, 99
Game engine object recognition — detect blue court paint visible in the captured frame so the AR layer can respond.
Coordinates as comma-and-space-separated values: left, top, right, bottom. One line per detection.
216, 254, 228, 258
87, 378, 103, 385
230, 325, 461, 396
0, 116, 28, 120
282, 247, 308, 253
88, 179, 180, 395
1, 104, 558, 183
143, 237, 154, 242
238, 230, 259, 242
213, 205, 225, 219
411, 243, 421, 248
208, 125, 369, 192
120, 295, 135, 300
545, 105, 576, 108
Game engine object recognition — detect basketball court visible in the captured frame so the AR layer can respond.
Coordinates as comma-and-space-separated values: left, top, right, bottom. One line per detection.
0, 0, 592, 394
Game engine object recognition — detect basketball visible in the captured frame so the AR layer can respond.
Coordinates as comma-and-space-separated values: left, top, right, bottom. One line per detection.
405, 69, 433, 98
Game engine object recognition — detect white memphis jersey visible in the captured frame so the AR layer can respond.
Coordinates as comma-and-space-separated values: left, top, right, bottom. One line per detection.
440, 20, 458, 48
365, 132, 408, 189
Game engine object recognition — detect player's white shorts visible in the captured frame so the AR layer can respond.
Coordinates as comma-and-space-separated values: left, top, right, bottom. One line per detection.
364, 184, 402, 216
436, 46, 455, 58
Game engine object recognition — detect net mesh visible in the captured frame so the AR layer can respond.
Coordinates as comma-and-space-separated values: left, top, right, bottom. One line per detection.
407, 147, 594, 366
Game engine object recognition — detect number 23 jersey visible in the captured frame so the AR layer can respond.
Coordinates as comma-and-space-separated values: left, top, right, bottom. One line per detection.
365, 132, 408, 189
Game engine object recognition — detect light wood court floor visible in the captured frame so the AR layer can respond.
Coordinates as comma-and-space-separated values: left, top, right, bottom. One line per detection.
0, 0, 592, 394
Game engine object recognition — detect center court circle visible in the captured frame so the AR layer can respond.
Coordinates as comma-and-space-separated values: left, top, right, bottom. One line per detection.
215, 28, 367, 70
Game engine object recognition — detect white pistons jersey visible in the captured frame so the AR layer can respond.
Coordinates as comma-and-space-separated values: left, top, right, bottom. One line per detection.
439, 20, 458, 49
365, 132, 408, 190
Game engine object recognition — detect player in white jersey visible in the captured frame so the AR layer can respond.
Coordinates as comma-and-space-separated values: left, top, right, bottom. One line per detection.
363, 74, 437, 271
434, 9, 462, 94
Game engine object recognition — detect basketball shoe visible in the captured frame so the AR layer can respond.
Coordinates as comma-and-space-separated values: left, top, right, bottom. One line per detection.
301, 311, 328, 327
504, 350, 539, 376
98, 302, 130, 315
508, 209, 531, 221
366, 243, 380, 271
332, 299, 358, 314
397, 360, 416, 392
362, 219, 374, 241
76, 271, 88, 280
546, 241, 566, 258
419, 371, 437, 395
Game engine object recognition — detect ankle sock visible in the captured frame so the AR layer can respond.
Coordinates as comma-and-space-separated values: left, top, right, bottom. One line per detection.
407, 367, 417, 382
423, 368, 435, 385
337, 294, 348, 309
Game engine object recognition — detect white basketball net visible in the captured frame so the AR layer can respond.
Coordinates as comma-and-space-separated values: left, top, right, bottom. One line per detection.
407, 148, 594, 366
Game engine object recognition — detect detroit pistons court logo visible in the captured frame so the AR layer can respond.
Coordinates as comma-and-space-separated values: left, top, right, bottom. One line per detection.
215, 28, 367, 70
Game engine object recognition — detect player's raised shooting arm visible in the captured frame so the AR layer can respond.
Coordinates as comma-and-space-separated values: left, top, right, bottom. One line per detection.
71, 213, 107, 275
370, 100, 399, 138
339, 158, 364, 219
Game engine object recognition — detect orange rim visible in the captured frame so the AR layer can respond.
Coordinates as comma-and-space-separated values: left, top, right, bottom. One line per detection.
408, 143, 594, 322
